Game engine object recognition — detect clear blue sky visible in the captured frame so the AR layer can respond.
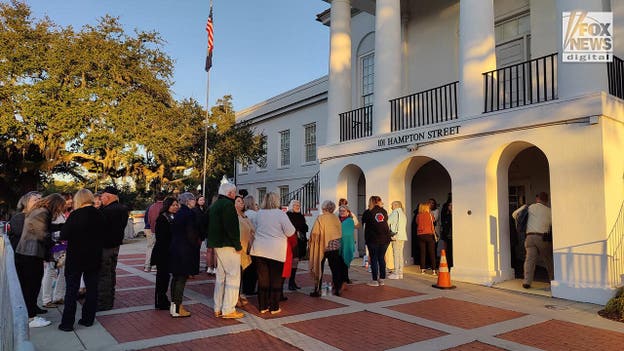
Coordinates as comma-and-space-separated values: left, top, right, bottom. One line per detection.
26, 0, 330, 111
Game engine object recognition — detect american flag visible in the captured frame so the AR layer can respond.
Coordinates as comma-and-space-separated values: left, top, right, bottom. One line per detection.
205, 6, 214, 72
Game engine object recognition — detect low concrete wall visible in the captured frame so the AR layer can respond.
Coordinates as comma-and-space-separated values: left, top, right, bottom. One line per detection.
0, 231, 36, 351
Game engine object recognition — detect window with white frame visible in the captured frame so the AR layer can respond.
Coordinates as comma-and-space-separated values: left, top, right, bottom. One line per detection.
279, 130, 290, 167
239, 159, 249, 173
361, 53, 374, 107
304, 123, 316, 163
279, 186, 289, 206
257, 187, 267, 204
257, 135, 267, 169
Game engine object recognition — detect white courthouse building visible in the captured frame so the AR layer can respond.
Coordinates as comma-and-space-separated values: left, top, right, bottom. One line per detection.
236, 0, 624, 305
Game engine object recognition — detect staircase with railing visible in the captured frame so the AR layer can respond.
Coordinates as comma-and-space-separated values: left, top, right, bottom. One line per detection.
607, 201, 624, 288
280, 172, 319, 215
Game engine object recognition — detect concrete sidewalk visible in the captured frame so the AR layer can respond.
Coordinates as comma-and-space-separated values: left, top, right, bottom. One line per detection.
31, 239, 624, 351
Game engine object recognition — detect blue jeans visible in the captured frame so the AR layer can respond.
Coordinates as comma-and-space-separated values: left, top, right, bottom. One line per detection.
367, 243, 389, 281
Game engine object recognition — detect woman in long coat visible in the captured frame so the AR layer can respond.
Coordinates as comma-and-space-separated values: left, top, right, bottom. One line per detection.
150, 197, 179, 310
309, 200, 346, 296
168, 192, 200, 317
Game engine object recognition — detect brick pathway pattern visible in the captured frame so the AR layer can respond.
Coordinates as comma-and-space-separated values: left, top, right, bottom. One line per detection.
32, 244, 624, 351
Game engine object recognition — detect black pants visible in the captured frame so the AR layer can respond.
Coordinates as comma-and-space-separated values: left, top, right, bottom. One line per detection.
418, 234, 437, 270
15, 254, 44, 318
155, 261, 171, 307
61, 270, 99, 327
241, 260, 257, 295
97, 246, 119, 310
253, 256, 284, 312
324, 250, 348, 293
170, 275, 187, 305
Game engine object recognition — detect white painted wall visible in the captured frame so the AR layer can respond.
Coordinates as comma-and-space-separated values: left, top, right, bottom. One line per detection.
319, 92, 622, 304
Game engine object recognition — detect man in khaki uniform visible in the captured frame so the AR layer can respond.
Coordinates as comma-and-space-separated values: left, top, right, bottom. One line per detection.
513, 192, 553, 289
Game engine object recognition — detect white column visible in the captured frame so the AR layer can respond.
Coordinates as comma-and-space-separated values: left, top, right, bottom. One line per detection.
458, 0, 496, 117
373, 0, 402, 135
327, 0, 352, 145
557, 0, 609, 99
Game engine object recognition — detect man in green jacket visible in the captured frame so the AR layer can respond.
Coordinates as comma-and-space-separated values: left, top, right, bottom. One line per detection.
207, 182, 243, 319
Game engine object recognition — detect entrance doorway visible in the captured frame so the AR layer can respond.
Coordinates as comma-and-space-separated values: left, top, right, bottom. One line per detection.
410, 160, 452, 268
508, 146, 551, 283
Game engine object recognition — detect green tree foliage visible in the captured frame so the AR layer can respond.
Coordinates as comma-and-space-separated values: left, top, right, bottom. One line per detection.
0, 1, 262, 211
194, 95, 265, 198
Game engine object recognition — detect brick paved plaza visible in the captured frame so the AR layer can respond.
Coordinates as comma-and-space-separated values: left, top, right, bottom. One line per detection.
30, 239, 624, 351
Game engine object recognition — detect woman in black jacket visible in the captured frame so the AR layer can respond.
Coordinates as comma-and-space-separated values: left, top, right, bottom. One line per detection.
150, 197, 179, 310
58, 189, 106, 331
168, 192, 200, 317
286, 200, 308, 290
361, 196, 391, 287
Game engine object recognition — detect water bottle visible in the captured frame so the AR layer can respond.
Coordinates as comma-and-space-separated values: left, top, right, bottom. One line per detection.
321, 282, 327, 296
327, 281, 333, 296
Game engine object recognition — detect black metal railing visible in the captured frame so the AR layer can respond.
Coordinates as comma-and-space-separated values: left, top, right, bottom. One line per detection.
280, 172, 319, 215
607, 55, 624, 99
607, 200, 624, 288
390, 81, 458, 131
483, 53, 558, 113
339, 105, 373, 142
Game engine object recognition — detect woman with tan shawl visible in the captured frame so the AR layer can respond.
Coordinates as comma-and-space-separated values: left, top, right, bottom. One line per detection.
235, 196, 254, 307
309, 200, 348, 297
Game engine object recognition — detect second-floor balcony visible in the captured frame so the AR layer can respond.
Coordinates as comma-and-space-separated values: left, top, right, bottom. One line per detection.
483, 53, 558, 113
335, 53, 624, 144
390, 81, 458, 132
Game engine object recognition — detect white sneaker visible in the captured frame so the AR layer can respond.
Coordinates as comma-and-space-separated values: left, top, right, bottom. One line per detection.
143, 267, 151, 272
29, 317, 51, 328
388, 273, 400, 280
378, 279, 385, 286
366, 280, 379, 287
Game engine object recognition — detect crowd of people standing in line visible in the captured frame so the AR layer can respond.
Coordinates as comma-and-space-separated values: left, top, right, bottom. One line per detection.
6, 181, 455, 329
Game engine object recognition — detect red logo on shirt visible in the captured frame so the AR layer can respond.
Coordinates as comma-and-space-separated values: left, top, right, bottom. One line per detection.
375, 213, 385, 222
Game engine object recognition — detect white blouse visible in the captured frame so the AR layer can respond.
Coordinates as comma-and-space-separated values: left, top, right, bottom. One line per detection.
249, 209, 295, 262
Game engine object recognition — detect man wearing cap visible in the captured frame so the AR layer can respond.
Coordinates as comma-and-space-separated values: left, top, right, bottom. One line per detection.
513, 192, 553, 289
97, 186, 129, 311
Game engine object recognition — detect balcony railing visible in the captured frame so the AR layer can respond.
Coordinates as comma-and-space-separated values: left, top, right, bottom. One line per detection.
483, 53, 558, 113
390, 81, 458, 132
339, 105, 373, 142
607, 55, 624, 99
280, 172, 319, 215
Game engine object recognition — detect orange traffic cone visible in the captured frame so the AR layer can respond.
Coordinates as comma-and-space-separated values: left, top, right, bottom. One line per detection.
432, 249, 456, 289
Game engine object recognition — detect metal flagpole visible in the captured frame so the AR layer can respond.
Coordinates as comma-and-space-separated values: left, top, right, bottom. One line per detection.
202, 0, 213, 198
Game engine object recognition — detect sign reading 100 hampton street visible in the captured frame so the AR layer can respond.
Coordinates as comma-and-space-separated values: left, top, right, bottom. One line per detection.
562, 11, 613, 62
377, 125, 461, 147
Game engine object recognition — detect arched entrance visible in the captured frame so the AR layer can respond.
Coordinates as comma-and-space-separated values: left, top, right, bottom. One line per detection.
337, 165, 366, 255
410, 160, 452, 268
507, 146, 551, 284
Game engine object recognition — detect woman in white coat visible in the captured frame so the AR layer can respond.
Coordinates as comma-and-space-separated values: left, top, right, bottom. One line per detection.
387, 201, 408, 279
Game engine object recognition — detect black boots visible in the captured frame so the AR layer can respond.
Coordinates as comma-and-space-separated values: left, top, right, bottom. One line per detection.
288, 268, 300, 291
155, 295, 171, 310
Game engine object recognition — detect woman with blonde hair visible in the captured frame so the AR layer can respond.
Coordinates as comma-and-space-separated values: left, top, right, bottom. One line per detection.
15, 193, 66, 328
249, 192, 295, 314
58, 189, 106, 331
416, 202, 437, 275
387, 201, 408, 279
234, 195, 254, 307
